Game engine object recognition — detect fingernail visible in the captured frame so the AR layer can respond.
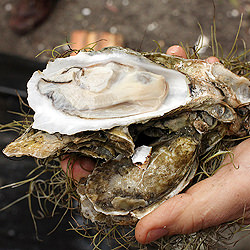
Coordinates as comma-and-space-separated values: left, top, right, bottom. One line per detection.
145, 227, 168, 244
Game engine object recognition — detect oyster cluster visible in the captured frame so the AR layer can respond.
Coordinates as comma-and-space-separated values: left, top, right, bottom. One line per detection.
3, 47, 250, 225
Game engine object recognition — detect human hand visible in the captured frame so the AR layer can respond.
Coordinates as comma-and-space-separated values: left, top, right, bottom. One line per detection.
61, 155, 95, 181
135, 138, 250, 243
166, 44, 220, 63
61, 46, 249, 245
135, 45, 250, 244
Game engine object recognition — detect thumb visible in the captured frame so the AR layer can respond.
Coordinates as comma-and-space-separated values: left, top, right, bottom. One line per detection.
135, 158, 250, 244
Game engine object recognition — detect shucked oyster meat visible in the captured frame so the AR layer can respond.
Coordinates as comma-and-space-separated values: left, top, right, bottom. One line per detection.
27, 47, 190, 134
3, 47, 250, 225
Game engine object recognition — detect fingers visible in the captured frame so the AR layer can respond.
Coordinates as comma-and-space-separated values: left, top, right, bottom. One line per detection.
135, 174, 247, 244
61, 155, 95, 181
166, 45, 187, 58
166, 45, 220, 64
205, 56, 220, 64
135, 139, 250, 244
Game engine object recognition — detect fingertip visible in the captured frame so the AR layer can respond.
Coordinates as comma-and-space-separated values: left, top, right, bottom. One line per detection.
135, 194, 191, 243
61, 156, 95, 181
135, 220, 168, 244
205, 56, 220, 64
79, 157, 96, 172
135, 219, 147, 244
73, 157, 95, 181
166, 45, 187, 59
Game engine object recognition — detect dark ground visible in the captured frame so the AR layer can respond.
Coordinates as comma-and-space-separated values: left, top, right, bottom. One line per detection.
0, 0, 250, 249
0, 0, 250, 60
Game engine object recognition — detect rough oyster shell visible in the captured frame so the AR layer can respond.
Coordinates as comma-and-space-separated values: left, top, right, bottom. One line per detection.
3, 47, 250, 225
82, 135, 199, 224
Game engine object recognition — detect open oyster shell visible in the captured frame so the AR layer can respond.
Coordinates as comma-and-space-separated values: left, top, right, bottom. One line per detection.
27, 47, 190, 134
3, 47, 250, 225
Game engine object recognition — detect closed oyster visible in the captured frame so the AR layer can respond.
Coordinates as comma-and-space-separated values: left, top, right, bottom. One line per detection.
3, 47, 250, 225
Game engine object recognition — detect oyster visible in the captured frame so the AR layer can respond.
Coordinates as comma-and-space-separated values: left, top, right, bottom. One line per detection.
3, 47, 250, 225
27, 47, 190, 134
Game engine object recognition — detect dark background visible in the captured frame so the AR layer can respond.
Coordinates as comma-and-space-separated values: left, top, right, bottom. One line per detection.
0, 0, 250, 60
0, 0, 249, 249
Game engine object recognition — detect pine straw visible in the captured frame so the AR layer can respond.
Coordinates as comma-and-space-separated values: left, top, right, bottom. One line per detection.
1, 16, 250, 250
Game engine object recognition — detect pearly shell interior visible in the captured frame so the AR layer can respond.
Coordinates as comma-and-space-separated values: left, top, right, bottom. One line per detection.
28, 49, 191, 134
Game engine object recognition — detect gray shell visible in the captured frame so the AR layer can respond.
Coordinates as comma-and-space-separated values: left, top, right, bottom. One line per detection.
3, 47, 250, 225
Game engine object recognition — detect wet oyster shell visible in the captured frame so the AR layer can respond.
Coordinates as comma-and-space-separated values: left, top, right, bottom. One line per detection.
27, 47, 191, 135
81, 135, 199, 224
3, 47, 250, 225
26, 47, 250, 136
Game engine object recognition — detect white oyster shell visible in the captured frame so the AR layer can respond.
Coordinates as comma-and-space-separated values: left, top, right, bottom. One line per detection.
4, 46, 250, 226
28, 48, 191, 135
